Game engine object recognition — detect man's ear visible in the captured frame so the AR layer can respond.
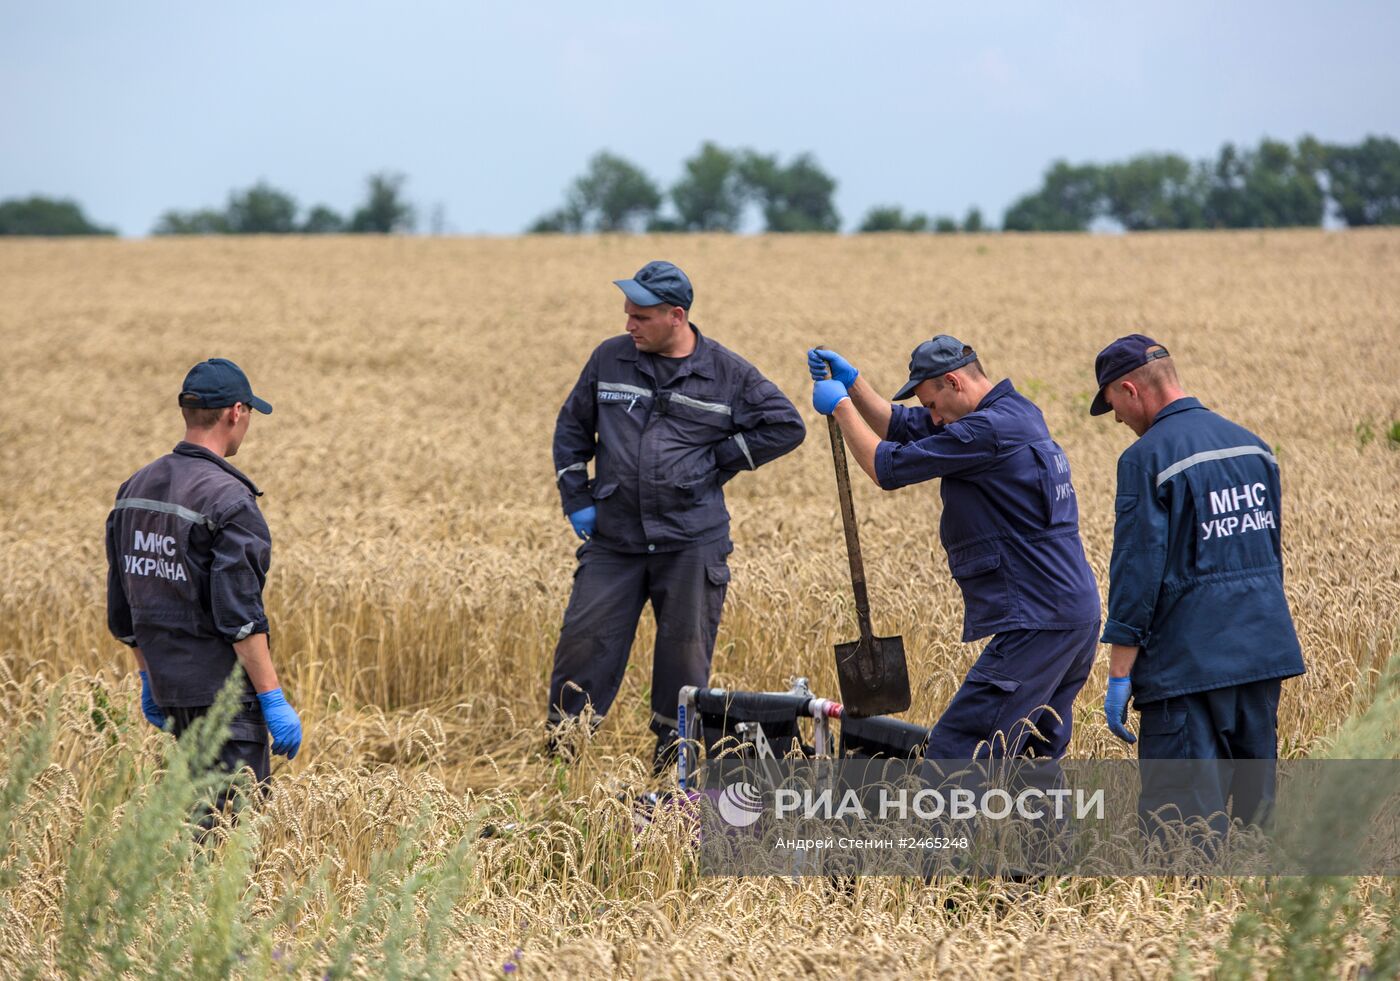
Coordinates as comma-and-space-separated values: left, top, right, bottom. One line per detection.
1118, 379, 1137, 402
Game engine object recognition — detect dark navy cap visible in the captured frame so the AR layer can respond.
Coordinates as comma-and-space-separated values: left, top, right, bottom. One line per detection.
614, 260, 694, 310
892, 335, 978, 400
1090, 334, 1170, 416
178, 358, 272, 414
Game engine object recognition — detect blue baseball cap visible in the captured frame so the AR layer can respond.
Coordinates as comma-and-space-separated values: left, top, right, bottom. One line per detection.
178, 358, 272, 414
1090, 334, 1170, 415
614, 260, 693, 310
892, 335, 978, 400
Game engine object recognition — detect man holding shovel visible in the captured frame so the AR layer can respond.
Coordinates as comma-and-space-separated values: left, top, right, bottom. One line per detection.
809, 337, 1100, 760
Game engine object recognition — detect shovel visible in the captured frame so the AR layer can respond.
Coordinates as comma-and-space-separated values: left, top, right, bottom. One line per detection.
820, 360, 911, 717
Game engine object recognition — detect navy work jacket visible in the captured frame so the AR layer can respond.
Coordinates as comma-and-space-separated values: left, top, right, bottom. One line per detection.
1103, 398, 1305, 702
553, 326, 805, 552
106, 442, 271, 707
874, 379, 1101, 642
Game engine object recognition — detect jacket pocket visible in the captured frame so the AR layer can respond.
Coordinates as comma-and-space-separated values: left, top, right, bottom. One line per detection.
589, 481, 619, 540
660, 469, 722, 538
676, 470, 718, 505
948, 551, 1009, 631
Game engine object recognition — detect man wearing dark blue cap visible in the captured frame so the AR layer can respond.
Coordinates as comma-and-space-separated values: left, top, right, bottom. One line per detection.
106, 358, 303, 810
550, 261, 805, 772
808, 339, 1101, 760
1092, 335, 1304, 829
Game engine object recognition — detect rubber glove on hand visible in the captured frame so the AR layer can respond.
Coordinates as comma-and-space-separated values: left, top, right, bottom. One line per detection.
257, 688, 303, 759
568, 506, 596, 541
807, 348, 859, 386
138, 670, 166, 729
1104, 676, 1137, 744
812, 379, 851, 416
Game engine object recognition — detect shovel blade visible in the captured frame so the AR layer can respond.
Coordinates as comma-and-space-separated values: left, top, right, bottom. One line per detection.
835, 634, 911, 717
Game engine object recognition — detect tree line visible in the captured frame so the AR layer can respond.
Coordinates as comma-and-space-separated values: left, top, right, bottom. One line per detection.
2, 135, 1397, 236
1004, 136, 1400, 231
0, 172, 415, 237
528, 144, 841, 233
151, 172, 415, 235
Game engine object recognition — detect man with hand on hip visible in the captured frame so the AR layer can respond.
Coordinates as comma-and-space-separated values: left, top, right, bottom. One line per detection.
107, 358, 302, 805
550, 261, 805, 772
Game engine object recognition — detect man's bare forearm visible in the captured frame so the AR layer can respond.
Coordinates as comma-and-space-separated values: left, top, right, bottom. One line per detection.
832, 400, 882, 484
1109, 644, 1139, 679
846, 375, 893, 439
233, 632, 282, 693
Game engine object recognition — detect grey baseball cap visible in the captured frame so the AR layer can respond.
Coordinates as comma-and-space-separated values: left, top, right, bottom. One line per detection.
614, 260, 693, 310
892, 335, 978, 400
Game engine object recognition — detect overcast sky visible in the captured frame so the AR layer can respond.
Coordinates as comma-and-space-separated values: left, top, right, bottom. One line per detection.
4, 2, 1398, 235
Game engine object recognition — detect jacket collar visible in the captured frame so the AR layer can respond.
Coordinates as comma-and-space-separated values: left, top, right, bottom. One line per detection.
1151, 396, 1204, 427
975, 377, 1015, 411
616, 324, 716, 381
173, 441, 263, 496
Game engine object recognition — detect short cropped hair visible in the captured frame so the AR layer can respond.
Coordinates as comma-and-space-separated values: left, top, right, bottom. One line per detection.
181, 405, 227, 429
933, 346, 986, 387
1124, 345, 1180, 389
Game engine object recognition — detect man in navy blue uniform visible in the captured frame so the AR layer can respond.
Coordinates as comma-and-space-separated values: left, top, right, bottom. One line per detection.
809, 337, 1101, 760
551, 261, 805, 771
106, 358, 303, 803
1093, 334, 1305, 828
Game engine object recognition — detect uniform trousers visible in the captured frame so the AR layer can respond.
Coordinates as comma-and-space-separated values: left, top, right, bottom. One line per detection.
167, 702, 271, 824
1134, 677, 1281, 836
925, 624, 1100, 761
548, 538, 731, 767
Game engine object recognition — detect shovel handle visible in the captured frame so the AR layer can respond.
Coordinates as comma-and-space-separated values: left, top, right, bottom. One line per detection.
820, 350, 874, 640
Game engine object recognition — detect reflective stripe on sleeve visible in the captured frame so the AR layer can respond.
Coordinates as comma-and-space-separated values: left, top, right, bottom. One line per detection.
733, 432, 755, 469
113, 497, 216, 531
556, 461, 587, 482
1155, 445, 1278, 488
233, 621, 256, 641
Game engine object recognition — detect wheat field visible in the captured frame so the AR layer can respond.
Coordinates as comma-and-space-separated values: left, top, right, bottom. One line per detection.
1, 230, 1399, 977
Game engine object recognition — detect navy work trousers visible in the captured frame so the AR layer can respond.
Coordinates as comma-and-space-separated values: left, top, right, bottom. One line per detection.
1135, 678, 1281, 833
548, 538, 732, 746
167, 702, 271, 826
924, 624, 1099, 760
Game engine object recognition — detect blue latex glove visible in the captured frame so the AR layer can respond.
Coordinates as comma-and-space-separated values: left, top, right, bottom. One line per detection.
807, 348, 859, 386
568, 506, 596, 541
1104, 676, 1137, 744
812, 379, 851, 416
138, 670, 166, 730
257, 688, 303, 760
